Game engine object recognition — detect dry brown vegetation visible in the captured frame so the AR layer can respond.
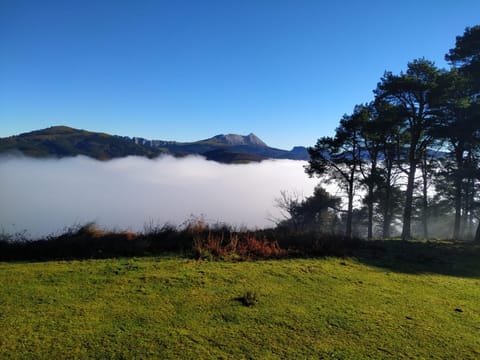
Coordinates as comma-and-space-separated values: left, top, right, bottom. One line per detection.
0, 219, 360, 261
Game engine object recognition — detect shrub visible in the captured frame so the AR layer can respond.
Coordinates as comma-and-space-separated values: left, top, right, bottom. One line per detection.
143, 223, 189, 252
192, 232, 228, 259
239, 290, 258, 307
192, 231, 288, 260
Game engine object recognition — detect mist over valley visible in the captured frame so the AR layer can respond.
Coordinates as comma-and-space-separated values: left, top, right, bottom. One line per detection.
0, 155, 317, 238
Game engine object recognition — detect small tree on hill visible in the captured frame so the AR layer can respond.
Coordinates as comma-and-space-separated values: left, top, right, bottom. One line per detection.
275, 187, 341, 232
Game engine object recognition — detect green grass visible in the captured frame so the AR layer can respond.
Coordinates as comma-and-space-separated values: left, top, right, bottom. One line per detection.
0, 242, 479, 359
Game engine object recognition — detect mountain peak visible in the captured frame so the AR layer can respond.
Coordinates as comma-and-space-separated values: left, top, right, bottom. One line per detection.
208, 133, 267, 147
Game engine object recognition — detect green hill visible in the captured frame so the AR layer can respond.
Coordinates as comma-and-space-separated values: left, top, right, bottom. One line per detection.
0, 126, 161, 160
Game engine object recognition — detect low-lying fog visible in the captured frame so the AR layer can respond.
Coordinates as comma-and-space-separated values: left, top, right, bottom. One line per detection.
0, 155, 318, 238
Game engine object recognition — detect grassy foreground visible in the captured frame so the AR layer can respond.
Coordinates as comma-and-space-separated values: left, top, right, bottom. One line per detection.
0, 242, 479, 359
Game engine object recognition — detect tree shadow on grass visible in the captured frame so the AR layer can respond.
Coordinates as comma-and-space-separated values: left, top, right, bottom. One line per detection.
354, 239, 480, 278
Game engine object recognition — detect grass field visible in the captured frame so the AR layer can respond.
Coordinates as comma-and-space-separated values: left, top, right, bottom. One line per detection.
0, 240, 479, 359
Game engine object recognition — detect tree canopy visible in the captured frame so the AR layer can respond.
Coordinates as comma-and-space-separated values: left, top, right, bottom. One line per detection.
304, 26, 480, 241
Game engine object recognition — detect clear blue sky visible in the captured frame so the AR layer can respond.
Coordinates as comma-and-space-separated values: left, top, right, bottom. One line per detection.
1, 0, 479, 149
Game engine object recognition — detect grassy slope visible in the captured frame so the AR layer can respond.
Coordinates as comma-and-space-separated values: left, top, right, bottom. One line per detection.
0, 244, 479, 359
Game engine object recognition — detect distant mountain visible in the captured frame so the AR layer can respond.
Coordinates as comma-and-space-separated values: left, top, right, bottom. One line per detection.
0, 126, 309, 163
130, 133, 309, 161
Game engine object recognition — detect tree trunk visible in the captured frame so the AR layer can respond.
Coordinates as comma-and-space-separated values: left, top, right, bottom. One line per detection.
367, 189, 373, 239
382, 208, 391, 238
461, 181, 470, 239
383, 211, 392, 238
468, 208, 475, 239
453, 176, 462, 239
382, 156, 393, 238
346, 180, 354, 238
401, 156, 417, 241
475, 221, 480, 242
453, 146, 464, 239
422, 192, 428, 239
366, 156, 378, 240
468, 177, 476, 238
462, 177, 475, 239
421, 156, 429, 239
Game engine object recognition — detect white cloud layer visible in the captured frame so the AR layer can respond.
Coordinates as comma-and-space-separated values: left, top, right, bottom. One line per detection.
0, 155, 318, 238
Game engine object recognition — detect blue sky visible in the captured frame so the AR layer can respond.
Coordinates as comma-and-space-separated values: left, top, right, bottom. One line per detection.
1, 0, 479, 149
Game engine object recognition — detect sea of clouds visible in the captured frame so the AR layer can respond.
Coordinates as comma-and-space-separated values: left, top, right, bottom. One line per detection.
0, 155, 319, 238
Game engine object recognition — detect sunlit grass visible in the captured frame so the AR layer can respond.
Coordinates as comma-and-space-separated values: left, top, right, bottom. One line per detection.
0, 247, 478, 359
